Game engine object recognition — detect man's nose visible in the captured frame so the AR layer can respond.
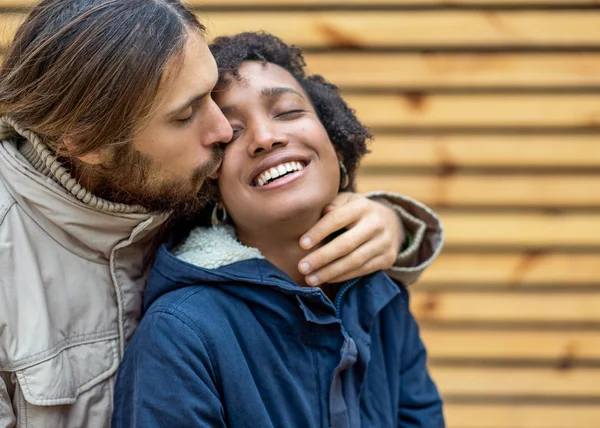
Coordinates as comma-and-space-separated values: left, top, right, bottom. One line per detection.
205, 100, 233, 147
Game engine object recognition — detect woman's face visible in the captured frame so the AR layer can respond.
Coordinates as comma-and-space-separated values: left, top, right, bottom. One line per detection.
213, 61, 340, 233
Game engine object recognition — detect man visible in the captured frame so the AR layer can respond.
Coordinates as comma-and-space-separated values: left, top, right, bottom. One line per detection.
0, 1, 443, 427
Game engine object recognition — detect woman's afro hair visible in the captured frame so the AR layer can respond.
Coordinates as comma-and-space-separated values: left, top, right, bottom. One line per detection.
209, 31, 371, 191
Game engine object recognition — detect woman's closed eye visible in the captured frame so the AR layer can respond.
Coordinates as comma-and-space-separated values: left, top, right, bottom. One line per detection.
276, 109, 306, 119
230, 125, 244, 140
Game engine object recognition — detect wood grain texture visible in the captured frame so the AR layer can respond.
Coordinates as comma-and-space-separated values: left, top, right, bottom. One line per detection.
430, 366, 600, 396
305, 53, 600, 89
421, 329, 600, 361
361, 135, 600, 168
4, 11, 600, 50
419, 253, 600, 286
445, 404, 600, 428
4, 0, 599, 6
357, 174, 600, 207
345, 93, 600, 128
411, 290, 600, 322
189, 0, 600, 5
440, 212, 600, 247
199, 11, 600, 48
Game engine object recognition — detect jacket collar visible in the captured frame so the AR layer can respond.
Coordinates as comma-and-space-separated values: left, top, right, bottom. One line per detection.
0, 117, 170, 261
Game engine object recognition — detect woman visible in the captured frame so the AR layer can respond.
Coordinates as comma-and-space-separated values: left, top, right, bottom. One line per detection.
112, 32, 444, 428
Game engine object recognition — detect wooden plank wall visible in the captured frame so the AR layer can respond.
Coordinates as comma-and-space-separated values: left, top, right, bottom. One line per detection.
2, 1, 600, 426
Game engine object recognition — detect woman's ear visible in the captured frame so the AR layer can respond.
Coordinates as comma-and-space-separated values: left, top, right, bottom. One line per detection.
336, 152, 350, 191
63, 137, 103, 165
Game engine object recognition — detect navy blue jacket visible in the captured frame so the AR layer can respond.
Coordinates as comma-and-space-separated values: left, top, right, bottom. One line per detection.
112, 236, 444, 427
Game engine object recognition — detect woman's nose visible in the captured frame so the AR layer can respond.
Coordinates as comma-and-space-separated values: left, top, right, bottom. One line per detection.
248, 122, 288, 156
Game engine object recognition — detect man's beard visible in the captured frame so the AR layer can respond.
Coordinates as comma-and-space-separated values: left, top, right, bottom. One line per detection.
71, 143, 222, 217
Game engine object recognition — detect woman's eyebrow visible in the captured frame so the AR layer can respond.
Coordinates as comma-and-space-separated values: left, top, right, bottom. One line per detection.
261, 86, 305, 100
219, 86, 306, 115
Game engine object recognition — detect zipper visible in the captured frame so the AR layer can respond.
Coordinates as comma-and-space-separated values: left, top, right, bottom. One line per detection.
333, 278, 361, 319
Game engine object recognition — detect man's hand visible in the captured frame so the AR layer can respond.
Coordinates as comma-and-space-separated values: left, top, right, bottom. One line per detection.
298, 192, 403, 286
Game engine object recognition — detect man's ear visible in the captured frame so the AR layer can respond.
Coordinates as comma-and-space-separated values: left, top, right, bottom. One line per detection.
63, 138, 103, 165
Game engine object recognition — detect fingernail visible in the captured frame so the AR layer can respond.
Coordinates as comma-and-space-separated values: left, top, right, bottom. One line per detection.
307, 275, 319, 286
300, 236, 312, 249
299, 262, 311, 274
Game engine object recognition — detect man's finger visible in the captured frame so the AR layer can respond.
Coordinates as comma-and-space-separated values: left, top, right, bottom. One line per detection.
298, 218, 377, 275
299, 202, 364, 250
325, 256, 390, 284
304, 240, 386, 286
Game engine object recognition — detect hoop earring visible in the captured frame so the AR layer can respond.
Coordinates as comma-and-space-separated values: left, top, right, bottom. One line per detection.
339, 160, 350, 191
211, 202, 228, 226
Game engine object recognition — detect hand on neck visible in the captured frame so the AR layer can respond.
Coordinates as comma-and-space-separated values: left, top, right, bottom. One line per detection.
235, 211, 323, 287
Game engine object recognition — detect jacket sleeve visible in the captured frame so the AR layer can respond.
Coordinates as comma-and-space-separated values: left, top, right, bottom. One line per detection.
397, 289, 445, 427
366, 192, 444, 286
112, 310, 226, 428
0, 372, 16, 428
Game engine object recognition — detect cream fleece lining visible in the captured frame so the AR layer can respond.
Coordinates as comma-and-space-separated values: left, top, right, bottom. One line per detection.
173, 225, 264, 269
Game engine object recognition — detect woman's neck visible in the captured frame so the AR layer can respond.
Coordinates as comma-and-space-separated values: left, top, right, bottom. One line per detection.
236, 215, 321, 287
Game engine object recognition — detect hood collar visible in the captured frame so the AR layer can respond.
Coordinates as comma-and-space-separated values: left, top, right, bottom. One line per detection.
0, 116, 148, 214
145, 225, 317, 309
0, 117, 170, 261
173, 225, 264, 269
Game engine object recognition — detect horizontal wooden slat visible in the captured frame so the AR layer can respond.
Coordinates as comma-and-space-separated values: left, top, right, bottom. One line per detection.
200, 11, 600, 48
445, 404, 600, 428
4, 0, 600, 6
0, 0, 33, 6
305, 53, 600, 89
191, 0, 600, 5
419, 253, 600, 286
411, 291, 600, 323
431, 366, 600, 396
0, 14, 23, 49
345, 93, 600, 128
4, 11, 600, 50
357, 174, 600, 207
421, 328, 600, 360
441, 212, 600, 247
362, 135, 600, 168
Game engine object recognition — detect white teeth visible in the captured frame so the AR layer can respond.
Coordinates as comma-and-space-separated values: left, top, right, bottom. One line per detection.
254, 161, 306, 186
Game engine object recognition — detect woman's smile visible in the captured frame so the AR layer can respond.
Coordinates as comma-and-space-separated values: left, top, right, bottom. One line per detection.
253, 160, 306, 187
249, 152, 311, 189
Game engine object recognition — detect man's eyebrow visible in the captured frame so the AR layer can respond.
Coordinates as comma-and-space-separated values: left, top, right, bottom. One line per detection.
164, 91, 210, 118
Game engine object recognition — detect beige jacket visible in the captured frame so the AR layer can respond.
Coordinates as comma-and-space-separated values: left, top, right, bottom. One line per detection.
0, 117, 443, 428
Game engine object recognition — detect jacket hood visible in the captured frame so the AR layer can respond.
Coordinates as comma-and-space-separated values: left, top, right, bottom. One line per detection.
145, 225, 325, 311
